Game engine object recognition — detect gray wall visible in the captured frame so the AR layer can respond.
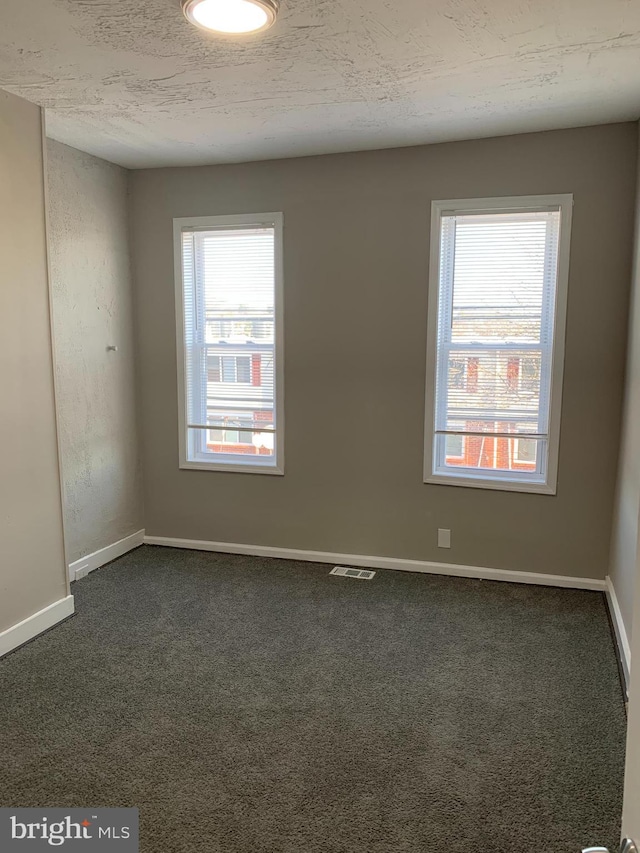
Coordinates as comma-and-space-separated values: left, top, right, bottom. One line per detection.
131, 123, 637, 580
610, 127, 640, 638
0, 90, 68, 632
46, 140, 143, 565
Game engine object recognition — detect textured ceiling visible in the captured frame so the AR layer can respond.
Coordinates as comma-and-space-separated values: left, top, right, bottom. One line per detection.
1, 0, 639, 168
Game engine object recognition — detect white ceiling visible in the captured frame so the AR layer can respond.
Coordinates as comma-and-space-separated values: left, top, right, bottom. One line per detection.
1, 0, 639, 169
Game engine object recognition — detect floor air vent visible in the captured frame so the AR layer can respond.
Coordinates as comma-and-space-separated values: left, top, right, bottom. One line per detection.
330, 566, 376, 580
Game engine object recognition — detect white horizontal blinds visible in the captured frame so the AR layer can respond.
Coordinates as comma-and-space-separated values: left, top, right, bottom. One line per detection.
182, 225, 277, 461
434, 208, 561, 476
182, 231, 202, 434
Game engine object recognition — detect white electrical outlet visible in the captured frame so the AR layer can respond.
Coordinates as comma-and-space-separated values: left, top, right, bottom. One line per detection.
437, 528, 451, 549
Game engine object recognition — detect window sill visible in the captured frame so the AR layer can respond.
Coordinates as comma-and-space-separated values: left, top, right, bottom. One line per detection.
424, 473, 556, 495
180, 461, 284, 476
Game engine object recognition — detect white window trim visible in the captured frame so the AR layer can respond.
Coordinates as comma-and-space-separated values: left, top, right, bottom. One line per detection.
173, 212, 285, 475
423, 194, 573, 495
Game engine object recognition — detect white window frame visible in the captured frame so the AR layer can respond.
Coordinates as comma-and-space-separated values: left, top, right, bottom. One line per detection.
423, 194, 573, 495
174, 212, 285, 475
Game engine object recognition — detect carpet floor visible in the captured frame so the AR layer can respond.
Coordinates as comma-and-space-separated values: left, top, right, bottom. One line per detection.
0, 546, 627, 853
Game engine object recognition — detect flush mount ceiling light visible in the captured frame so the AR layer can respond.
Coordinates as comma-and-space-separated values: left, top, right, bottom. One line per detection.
181, 0, 279, 34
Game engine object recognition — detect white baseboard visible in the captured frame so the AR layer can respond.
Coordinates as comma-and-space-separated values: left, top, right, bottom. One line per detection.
143, 535, 606, 591
605, 575, 631, 694
0, 594, 75, 658
69, 529, 145, 582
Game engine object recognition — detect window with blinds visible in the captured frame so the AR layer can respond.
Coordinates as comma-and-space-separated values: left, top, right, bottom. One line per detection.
424, 195, 572, 493
174, 213, 284, 474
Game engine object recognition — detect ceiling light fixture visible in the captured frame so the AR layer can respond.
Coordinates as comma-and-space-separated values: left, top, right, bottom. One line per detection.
181, 0, 279, 34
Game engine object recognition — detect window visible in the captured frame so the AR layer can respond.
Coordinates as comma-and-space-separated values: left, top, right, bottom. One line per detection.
424, 195, 572, 494
174, 212, 284, 473
449, 358, 467, 390
520, 356, 539, 394
208, 355, 252, 384
514, 438, 537, 464
445, 433, 465, 460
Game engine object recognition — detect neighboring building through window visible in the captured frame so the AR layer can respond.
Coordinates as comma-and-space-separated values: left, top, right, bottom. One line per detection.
208, 355, 253, 385
445, 431, 465, 460
174, 212, 284, 474
514, 438, 537, 464
425, 195, 572, 493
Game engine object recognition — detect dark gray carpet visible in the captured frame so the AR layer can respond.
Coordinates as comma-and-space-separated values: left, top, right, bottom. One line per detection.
0, 545, 627, 853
